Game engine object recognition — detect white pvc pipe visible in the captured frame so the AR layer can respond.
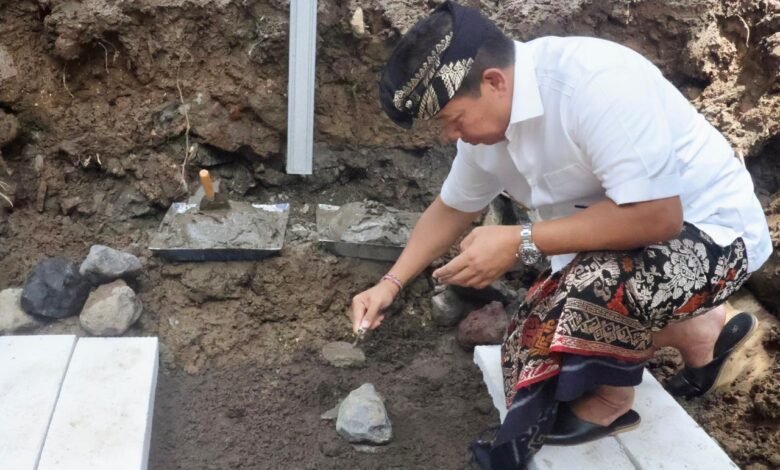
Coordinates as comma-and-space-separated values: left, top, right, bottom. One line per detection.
286, 0, 318, 175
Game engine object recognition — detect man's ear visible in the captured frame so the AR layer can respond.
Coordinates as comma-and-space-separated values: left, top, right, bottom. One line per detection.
481, 68, 509, 93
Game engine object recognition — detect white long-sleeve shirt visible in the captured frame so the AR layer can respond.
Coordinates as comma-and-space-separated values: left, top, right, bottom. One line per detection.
440, 37, 771, 273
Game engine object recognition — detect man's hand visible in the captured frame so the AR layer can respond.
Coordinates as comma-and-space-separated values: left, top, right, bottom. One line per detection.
350, 280, 399, 333
432, 225, 520, 288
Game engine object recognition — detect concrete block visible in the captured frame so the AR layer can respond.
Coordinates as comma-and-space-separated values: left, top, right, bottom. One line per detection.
149, 201, 289, 261
38, 337, 159, 470
317, 202, 420, 261
0, 335, 77, 470
615, 370, 738, 469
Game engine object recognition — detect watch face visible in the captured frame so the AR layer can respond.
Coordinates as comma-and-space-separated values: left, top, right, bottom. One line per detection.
522, 246, 541, 265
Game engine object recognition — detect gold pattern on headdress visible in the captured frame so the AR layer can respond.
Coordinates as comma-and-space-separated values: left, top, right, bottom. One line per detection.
438, 58, 474, 98
419, 85, 441, 119
392, 32, 453, 112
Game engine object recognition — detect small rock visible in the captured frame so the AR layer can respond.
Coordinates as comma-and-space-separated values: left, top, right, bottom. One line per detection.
336, 383, 392, 444
79, 280, 143, 336
319, 438, 344, 457
0, 109, 20, 148
0, 46, 18, 82
474, 397, 495, 415
322, 341, 365, 368
0, 288, 41, 334
431, 289, 472, 326
457, 301, 509, 350
60, 196, 82, 215
54, 31, 82, 61
80, 245, 143, 284
320, 402, 342, 421
350, 7, 366, 36
353, 444, 387, 454
21, 257, 91, 319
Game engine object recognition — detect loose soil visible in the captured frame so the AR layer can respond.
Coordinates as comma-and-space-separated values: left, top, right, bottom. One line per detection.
1, 1, 779, 469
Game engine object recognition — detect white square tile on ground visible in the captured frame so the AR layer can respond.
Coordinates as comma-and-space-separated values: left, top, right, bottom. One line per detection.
0, 335, 77, 470
37, 337, 159, 470
530, 436, 636, 470
615, 370, 738, 470
473, 346, 739, 470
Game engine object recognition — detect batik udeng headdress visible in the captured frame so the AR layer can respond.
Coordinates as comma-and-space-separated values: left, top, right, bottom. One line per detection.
379, 1, 501, 128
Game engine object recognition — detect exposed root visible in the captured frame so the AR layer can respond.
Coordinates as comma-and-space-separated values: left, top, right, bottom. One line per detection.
0, 179, 13, 208
97, 41, 110, 75
62, 67, 74, 99
736, 14, 750, 47
176, 63, 195, 192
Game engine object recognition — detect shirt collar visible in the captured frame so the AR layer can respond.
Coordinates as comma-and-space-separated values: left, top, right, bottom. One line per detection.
508, 41, 544, 127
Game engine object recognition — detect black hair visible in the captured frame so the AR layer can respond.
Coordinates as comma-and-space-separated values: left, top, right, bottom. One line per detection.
457, 28, 515, 96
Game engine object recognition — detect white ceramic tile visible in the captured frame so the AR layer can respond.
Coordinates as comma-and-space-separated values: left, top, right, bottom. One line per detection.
38, 337, 159, 470
616, 370, 738, 470
0, 335, 77, 470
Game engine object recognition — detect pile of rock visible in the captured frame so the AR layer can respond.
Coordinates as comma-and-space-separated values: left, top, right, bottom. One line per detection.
431, 280, 525, 351
0, 245, 144, 336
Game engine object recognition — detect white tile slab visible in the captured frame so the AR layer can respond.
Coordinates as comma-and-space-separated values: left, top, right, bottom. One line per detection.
0, 335, 77, 470
473, 347, 738, 469
531, 436, 637, 470
473, 345, 508, 422
38, 337, 159, 470
616, 370, 738, 470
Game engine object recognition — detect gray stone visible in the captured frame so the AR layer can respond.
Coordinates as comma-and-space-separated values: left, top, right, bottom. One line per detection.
353, 444, 387, 454
79, 280, 143, 336
431, 289, 472, 326
322, 341, 365, 368
21, 257, 91, 319
320, 401, 342, 421
0, 288, 41, 334
336, 383, 392, 444
80, 245, 143, 284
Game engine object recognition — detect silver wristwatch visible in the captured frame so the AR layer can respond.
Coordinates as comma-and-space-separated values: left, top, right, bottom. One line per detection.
517, 223, 542, 266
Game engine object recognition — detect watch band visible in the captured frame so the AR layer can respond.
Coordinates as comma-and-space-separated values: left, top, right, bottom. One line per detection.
517, 223, 542, 265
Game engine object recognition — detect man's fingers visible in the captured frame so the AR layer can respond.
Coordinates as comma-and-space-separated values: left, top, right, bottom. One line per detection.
433, 253, 470, 281
351, 296, 368, 333
362, 299, 382, 331
445, 268, 479, 287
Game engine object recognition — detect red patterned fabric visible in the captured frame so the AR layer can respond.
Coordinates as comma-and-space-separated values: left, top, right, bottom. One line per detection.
502, 223, 749, 403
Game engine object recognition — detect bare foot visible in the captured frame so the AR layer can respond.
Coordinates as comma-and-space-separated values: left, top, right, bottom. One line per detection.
569, 385, 634, 427
653, 305, 727, 368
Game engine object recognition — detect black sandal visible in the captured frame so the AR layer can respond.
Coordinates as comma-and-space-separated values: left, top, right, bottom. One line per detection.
666, 311, 758, 399
545, 402, 641, 446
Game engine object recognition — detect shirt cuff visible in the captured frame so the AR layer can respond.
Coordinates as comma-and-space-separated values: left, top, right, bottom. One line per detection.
606, 173, 682, 205
440, 185, 495, 213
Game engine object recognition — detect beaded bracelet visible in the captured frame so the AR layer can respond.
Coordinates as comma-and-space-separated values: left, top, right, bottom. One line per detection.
381, 273, 403, 291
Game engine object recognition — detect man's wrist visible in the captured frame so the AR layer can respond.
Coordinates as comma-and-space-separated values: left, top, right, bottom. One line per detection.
380, 273, 403, 296
516, 223, 542, 265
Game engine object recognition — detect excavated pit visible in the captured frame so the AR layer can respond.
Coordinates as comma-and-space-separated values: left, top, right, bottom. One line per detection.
0, 1, 779, 468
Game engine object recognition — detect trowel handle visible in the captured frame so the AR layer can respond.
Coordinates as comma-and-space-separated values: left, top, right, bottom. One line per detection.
199, 169, 215, 201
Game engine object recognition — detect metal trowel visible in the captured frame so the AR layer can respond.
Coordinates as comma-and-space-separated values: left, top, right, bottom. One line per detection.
198, 169, 229, 211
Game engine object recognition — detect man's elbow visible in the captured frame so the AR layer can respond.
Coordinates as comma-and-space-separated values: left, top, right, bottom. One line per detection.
652, 197, 684, 241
